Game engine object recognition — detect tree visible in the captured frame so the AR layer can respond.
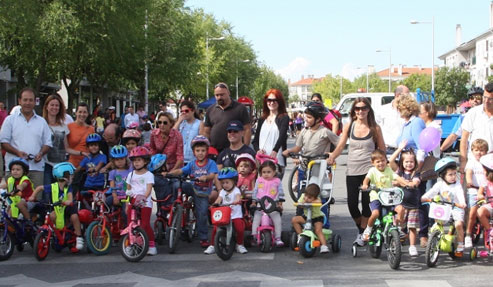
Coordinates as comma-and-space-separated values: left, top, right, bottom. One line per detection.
250, 66, 288, 114
435, 67, 470, 109
402, 74, 432, 93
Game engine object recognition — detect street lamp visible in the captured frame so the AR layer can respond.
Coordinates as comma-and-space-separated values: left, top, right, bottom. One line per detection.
376, 49, 392, 92
206, 34, 225, 98
356, 65, 371, 92
236, 59, 250, 99
411, 17, 435, 93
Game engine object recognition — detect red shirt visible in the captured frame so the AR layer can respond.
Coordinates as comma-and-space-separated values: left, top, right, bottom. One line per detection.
9, 177, 34, 200
150, 128, 184, 170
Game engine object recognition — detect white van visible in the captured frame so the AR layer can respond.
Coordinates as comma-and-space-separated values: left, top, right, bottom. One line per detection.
335, 92, 394, 125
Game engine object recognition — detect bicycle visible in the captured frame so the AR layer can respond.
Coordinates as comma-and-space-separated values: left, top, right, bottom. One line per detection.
119, 196, 149, 262
152, 193, 173, 246
251, 196, 285, 253
210, 203, 242, 261
475, 196, 493, 259
352, 186, 403, 270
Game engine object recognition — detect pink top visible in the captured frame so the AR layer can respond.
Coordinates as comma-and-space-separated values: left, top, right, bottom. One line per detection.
150, 128, 184, 170
237, 172, 257, 192
254, 177, 282, 200
486, 181, 493, 207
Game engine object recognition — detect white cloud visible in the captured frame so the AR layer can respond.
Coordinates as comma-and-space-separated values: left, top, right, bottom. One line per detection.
275, 57, 310, 81
340, 63, 366, 81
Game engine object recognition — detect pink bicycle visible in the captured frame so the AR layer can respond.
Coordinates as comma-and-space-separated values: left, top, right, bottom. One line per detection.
119, 196, 148, 262
252, 196, 284, 252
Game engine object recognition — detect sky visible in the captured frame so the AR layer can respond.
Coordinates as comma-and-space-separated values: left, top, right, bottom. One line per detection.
185, 0, 492, 82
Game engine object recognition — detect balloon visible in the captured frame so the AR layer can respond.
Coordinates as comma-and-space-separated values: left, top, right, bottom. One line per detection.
419, 127, 441, 153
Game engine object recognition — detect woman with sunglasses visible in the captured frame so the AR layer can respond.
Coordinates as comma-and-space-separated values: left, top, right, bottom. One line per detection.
327, 97, 385, 246
252, 89, 289, 174
150, 111, 184, 171
174, 100, 201, 165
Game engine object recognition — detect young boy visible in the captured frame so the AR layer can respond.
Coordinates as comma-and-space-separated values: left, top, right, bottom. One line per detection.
0, 158, 35, 220
291, 183, 329, 253
464, 138, 488, 248
168, 135, 218, 248
29, 162, 84, 251
361, 149, 397, 242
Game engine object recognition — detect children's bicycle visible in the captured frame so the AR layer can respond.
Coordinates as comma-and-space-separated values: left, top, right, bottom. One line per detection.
352, 186, 403, 270
152, 193, 173, 246
251, 196, 285, 253
119, 196, 149, 262
210, 203, 241, 261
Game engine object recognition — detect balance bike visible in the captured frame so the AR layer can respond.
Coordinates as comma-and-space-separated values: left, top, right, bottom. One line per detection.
210, 204, 239, 261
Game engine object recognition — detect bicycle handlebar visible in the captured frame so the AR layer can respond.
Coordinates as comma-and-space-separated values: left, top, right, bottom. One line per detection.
288, 153, 329, 160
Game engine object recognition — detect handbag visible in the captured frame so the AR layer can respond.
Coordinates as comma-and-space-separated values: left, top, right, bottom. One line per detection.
420, 154, 438, 181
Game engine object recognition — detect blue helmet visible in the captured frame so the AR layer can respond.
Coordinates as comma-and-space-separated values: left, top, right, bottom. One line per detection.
434, 157, 456, 175
8, 157, 29, 174
86, 133, 102, 144
217, 167, 238, 181
110, 145, 128, 159
52, 162, 75, 180
148, 154, 167, 173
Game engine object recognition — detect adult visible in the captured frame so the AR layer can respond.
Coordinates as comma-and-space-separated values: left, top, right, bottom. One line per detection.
252, 89, 289, 172
150, 111, 183, 171
0, 88, 52, 190
105, 106, 117, 126
159, 101, 176, 119
441, 86, 483, 152
419, 101, 441, 159
200, 82, 251, 153
327, 97, 385, 246
217, 121, 256, 169
311, 93, 340, 135
173, 100, 201, 165
124, 106, 139, 129
42, 94, 80, 185
67, 103, 94, 168
376, 85, 410, 151
294, 112, 303, 134
119, 106, 129, 130
460, 82, 493, 173
137, 105, 147, 126
0, 101, 7, 177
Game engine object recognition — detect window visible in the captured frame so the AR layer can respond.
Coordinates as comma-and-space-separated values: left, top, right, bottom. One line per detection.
381, 96, 394, 105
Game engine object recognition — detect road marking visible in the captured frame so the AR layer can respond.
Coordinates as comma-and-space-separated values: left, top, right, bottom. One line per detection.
386, 280, 452, 287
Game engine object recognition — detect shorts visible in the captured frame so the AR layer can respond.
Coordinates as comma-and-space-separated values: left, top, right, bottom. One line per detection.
480, 203, 493, 216
451, 207, 464, 223
467, 193, 478, 208
369, 200, 381, 212
405, 208, 419, 229
302, 215, 324, 225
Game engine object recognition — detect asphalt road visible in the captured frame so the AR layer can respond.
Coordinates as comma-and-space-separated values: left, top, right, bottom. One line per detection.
0, 138, 491, 287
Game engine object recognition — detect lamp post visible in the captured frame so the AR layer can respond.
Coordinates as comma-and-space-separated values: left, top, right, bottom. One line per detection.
236, 59, 250, 99
411, 17, 435, 93
206, 34, 225, 98
144, 9, 148, 113
376, 49, 392, 92
356, 66, 371, 92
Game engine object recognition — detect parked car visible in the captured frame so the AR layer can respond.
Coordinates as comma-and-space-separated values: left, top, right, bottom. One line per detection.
335, 92, 394, 125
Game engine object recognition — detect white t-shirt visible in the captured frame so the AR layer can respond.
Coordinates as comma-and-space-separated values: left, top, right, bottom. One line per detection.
259, 120, 285, 166
465, 157, 487, 194
375, 102, 403, 148
126, 171, 155, 208
219, 187, 242, 219
422, 180, 466, 207
124, 113, 140, 128
462, 104, 493, 155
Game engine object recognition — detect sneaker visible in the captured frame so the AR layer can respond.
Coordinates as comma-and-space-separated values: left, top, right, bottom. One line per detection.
320, 245, 330, 254
147, 246, 157, 256
362, 227, 372, 242
456, 242, 464, 253
420, 237, 428, 248
465, 236, 473, 248
200, 240, 209, 248
408, 245, 418, 257
204, 245, 215, 254
275, 238, 284, 247
354, 233, 365, 246
76, 237, 84, 250
236, 244, 248, 254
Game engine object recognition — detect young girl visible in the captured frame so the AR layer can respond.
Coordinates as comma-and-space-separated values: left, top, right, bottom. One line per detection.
389, 140, 421, 256
477, 153, 493, 238
204, 167, 247, 255
105, 145, 132, 209
250, 160, 284, 246
122, 129, 142, 155
125, 146, 156, 255
235, 153, 257, 198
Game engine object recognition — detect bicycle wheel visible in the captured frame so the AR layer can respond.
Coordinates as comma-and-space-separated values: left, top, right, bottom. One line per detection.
0, 227, 14, 261
168, 205, 183, 254
184, 207, 196, 243
33, 231, 50, 261
299, 235, 316, 258
369, 233, 382, 259
387, 229, 402, 270
331, 234, 342, 253
472, 222, 482, 245
86, 221, 112, 255
154, 219, 165, 246
288, 168, 300, 202
425, 230, 441, 267
120, 227, 149, 262
214, 228, 235, 261
259, 230, 272, 253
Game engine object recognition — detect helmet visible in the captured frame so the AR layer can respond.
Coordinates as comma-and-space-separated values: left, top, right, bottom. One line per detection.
8, 157, 29, 173
434, 157, 457, 175
52, 162, 76, 179
86, 133, 102, 144
480, 153, 493, 171
191, 135, 210, 149
122, 129, 141, 144
78, 209, 93, 225
148, 154, 167, 172
305, 101, 326, 119
467, 86, 484, 98
110, 145, 128, 159
129, 146, 151, 159
217, 167, 238, 181
235, 153, 256, 168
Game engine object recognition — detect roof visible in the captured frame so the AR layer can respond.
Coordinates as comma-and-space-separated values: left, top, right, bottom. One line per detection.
376, 67, 436, 77
289, 77, 322, 86
438, 28, 493, 59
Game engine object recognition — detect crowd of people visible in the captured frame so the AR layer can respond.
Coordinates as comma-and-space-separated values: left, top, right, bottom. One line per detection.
0, 80, 492, 259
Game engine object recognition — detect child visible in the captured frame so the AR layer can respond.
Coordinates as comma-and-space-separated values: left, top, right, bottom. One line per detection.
291, 183, 329, 253
421, 158, 467, 253
76, 133, 107, 209
0, 158, 35, 220
149, 154, 173, 216
389, 141, 421, 256
105, 145, 132, 209
122, 129, 142, 154
125, 146, 156, 255
141, 122, 152, 145
361, 149, 397, 242
464, 139, 488, 248
204, 167, 247, 254
95, 111, 105, 134
168, 135, 218, 248
477, 153, 493, 235
28, 162, 84, 250
251, 160, 284, 246
235, 153, 257, 197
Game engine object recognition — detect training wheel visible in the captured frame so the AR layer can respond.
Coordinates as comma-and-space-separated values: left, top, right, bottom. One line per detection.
351, 243, 358, 257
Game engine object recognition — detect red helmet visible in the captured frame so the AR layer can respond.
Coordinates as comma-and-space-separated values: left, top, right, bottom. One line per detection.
129, 146, 151, 159
78, 209, 93, 225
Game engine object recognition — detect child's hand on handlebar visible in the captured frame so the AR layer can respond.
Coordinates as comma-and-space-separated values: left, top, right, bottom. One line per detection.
198, 175, 208, 182
63, 200, 72, 206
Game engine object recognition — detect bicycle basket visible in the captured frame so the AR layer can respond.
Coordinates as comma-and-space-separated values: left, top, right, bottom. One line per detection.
428, 202, 452, 221
210, 206, 231, 226
377, 187, 404, 206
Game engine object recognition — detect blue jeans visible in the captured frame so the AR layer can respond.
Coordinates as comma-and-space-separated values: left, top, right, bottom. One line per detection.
44, 164, 54, 186
181, 182, 209, 241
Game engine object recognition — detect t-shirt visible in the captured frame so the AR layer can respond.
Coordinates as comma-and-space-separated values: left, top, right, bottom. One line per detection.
398, 170, 421, 209
80, 153, 108, 188
298, 193, 323, 219
46, 124, 70, 166
95, 117, 105, 129
295, 125, 339, 157
366, 166, 397, 202
422, 180, 466, 207
125, 171, 155, 208
67, 123, 95, 167
178, 118, 201, 163
181, 159, 218, 196
218, 187, 242, 219
465, 157, 487, 194
237, 172, 256, 193
217, 145, 256, 168
108, 168, 132, 199
462, 105, 493, 155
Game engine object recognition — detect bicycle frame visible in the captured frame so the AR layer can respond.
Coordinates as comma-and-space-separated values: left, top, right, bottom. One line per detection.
39, 205, 77, 250
120, 204, 142, 245
91, 190, 125, 240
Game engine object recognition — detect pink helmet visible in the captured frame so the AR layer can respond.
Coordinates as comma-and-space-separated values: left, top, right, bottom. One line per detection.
127, 122, 139, 129
235, 153, 256, 168
123, 129, 141, 140
480, 153, 493, 171
129, 146, 151, 159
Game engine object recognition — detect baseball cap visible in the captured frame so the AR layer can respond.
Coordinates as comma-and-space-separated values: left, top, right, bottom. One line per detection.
226, 120, 243, 131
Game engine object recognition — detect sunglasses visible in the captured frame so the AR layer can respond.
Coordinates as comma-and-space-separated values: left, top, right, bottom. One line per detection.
180, 109, 190, 114
215, 83, 228, 89
469, 95, 482, 100
227, 130, 239, 134
354, 106, 369, 111
266, 98, 278, 103
157, 120, 168, 125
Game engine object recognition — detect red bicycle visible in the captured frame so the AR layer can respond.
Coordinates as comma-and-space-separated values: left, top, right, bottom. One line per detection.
152, 194, 172, 246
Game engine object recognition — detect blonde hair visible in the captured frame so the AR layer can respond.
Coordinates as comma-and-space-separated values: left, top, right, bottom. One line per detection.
471, 138, 489, 152
397, 94, 419, 119
155, 111, 176, 127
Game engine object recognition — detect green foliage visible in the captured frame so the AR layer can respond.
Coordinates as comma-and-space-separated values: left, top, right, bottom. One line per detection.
435, 67, 470, 106
402, 74, 432, 93
250, 66, 288, 114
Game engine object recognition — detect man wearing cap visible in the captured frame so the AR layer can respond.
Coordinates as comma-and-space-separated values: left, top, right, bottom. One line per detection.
201, 82, 251, 153
216, 120, 256, 169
